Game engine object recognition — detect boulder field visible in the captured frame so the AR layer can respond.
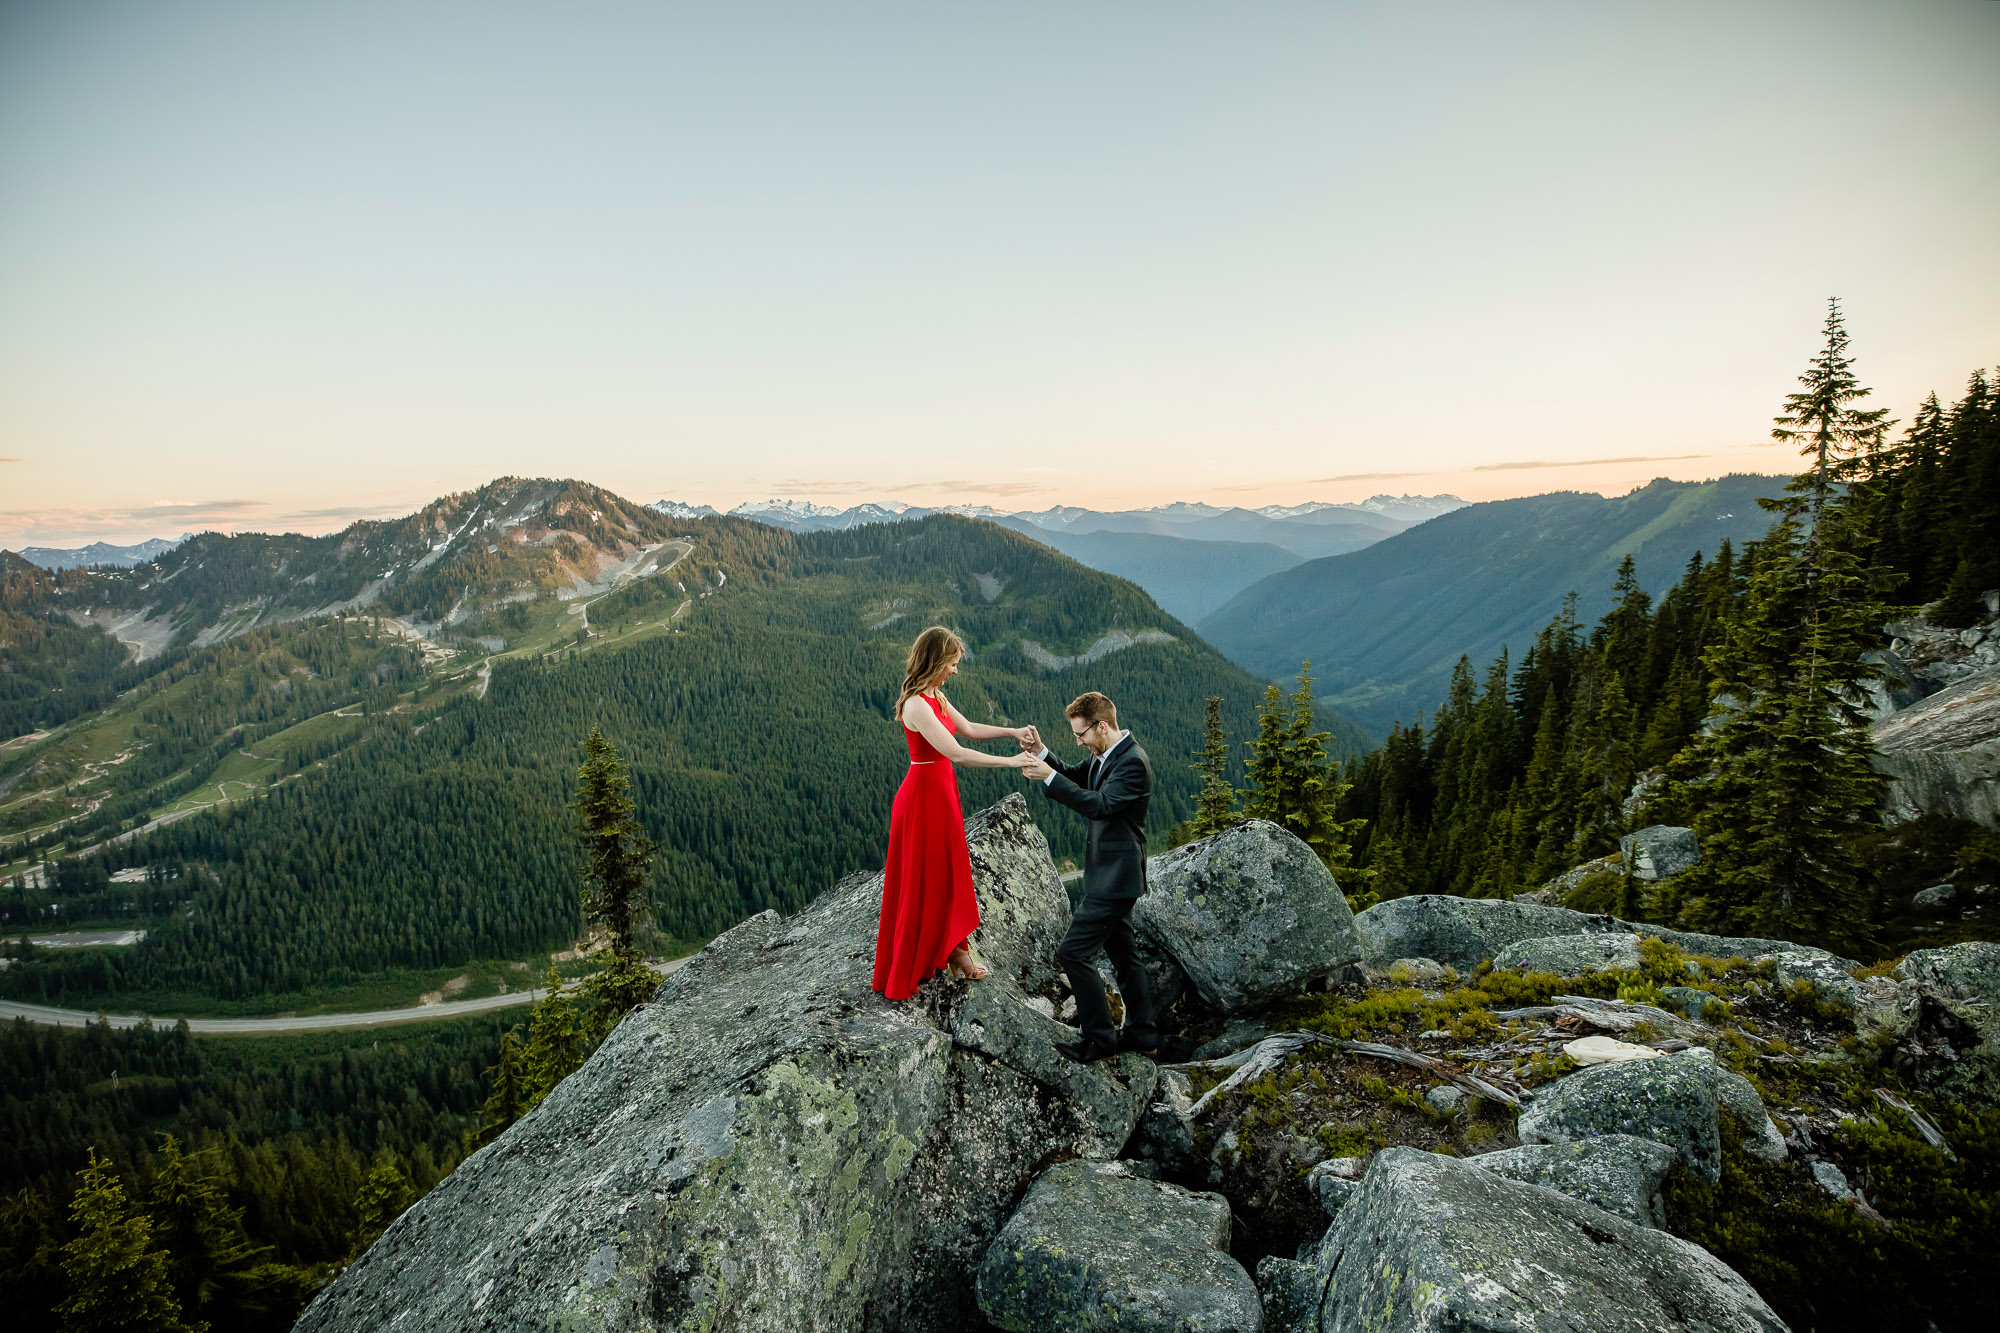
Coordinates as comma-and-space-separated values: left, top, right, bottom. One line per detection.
299, 801, 1995, 1332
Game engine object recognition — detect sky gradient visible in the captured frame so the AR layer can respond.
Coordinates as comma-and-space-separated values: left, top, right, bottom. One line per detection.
3, 0, 1997, 547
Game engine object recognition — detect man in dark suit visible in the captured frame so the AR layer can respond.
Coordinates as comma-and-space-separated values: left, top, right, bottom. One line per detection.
1021, 691, 1157, 1063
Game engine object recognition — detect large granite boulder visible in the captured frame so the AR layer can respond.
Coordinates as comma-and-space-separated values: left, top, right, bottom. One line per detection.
1353, 894, 1842, 971
1137, 819, 1362, 1013
974, 1160, 1260, 1333
296, 796, 1156, 1333
1885, 941, 2000, 1104
1258, 1148, 1787, 1333
1619, 825, 1701, 880
1469, 1134, 1676, 1227
1517, 1049, 1723, 1182
1873, 663, 2000, 826
1493, 931, 1644, 976
1765, 950, 1859, 1012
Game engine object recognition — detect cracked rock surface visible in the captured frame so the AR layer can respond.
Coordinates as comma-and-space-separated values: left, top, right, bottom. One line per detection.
974, 1159, 1259, 1333
296, 795, 1155, 1333
1259, 1148, 1789, 1333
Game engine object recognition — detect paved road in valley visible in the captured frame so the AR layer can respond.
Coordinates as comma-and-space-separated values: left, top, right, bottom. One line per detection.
0, 957, 690, 1034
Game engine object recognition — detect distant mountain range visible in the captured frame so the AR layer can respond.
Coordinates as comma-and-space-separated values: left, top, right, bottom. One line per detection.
1197, 474, 1792, 736
651, 494, 1468, 623
16, 536, 189, 570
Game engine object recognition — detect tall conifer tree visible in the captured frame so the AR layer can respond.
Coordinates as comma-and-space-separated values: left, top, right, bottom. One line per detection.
57, 1151, 200, 1333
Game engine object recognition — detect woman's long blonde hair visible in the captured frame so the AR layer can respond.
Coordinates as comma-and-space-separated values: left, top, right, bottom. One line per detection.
894, 626, 965, 720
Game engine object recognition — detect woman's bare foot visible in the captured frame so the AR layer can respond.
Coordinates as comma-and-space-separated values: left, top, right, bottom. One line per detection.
946, 946, 989, 981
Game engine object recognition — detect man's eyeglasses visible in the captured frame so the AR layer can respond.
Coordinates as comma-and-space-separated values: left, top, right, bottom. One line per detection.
1070, 722, 1101, 742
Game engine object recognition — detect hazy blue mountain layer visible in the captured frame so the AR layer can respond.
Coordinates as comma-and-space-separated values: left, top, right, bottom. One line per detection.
1199, 475, 1791, 735
993, 523, 1305, 623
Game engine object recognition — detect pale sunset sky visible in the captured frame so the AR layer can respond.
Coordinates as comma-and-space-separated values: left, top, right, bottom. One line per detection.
2, 1, 1996, 547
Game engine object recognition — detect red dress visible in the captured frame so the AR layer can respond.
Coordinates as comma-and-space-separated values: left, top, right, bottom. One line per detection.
872, 693, 981, 1000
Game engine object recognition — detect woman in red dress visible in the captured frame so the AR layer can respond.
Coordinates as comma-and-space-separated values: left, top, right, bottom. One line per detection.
873, 626, 1038, 1001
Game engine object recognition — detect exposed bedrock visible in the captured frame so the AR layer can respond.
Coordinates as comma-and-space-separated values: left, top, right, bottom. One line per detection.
295, 795, 1155, 1333
1872, 663, 2000, 827
1352, 894, 1848, 972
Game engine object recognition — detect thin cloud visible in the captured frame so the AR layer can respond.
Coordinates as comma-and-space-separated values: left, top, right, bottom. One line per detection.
1473, 454, 1710, 472
0, 457, 19, 463
280, 503, 412, 522
126, 499, 267, 519
880, 479, 1049, 497
1303, 470, 1433, 483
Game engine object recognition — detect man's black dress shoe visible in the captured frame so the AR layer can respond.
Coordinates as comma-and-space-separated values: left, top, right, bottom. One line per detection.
1117, 1031, 1159, 1057
1056, 1039, 1119, 1064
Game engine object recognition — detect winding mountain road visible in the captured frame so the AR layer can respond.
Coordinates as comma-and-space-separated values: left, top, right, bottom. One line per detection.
0, 957, 689, 1034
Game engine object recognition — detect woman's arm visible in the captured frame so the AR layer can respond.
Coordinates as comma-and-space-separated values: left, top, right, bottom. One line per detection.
904, 697, 1033, 769
939, 694, 1034, 747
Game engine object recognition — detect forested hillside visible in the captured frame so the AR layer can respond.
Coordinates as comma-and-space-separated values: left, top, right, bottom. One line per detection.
1200, 474, 1792, 735
0, 1016, 508, 1332
1337, 347, 1999, 955
4, 514, 1334, 1009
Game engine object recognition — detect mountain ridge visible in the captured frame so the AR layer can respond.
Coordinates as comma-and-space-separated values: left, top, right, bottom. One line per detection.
1199, 474, 1792, 735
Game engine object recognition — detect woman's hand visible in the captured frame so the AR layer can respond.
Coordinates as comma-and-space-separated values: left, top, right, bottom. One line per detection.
1015, 724, 1041, 752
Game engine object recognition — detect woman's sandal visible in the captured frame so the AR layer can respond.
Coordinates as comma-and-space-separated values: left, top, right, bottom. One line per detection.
946, 946, 989, 981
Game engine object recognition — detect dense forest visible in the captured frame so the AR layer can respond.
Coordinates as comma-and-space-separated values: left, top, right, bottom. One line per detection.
0, 1016, 506, 1332
1336, 335, 1999, 954
4, 514, 1305, 1006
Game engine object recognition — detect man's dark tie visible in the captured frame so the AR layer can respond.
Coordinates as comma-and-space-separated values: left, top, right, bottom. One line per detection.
1088, 756, 1103, 789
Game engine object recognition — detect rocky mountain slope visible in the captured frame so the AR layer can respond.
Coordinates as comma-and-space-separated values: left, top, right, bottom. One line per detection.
57, 477, 686, 659
302, 802, 1998, 1331
14, 537, 188, 571
1200, 474, 1791, 735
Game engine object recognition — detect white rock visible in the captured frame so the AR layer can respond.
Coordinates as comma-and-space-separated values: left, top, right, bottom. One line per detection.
1566, 1035, 1667, 1065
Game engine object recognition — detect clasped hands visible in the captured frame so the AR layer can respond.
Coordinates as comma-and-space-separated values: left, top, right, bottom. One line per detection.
1012, 723, 1053, 781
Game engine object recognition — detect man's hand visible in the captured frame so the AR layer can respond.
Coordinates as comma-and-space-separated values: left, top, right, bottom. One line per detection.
1022, 758, 1053, 782
1017, 724, 1042, 753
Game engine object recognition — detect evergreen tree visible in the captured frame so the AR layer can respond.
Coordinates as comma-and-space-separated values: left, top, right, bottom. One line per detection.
464, 1026, 529, 1152
57, 1151, 201, 1333
145, 1136, 267, 1325
345, 1159, 414, 1262
1672, 507, 1888, 945
520, 970, 586, 1110
1182, 696, 1239, 841
575, 728, 655, 955
1770, 298, 1894, 522
1243, 664, 1371, 898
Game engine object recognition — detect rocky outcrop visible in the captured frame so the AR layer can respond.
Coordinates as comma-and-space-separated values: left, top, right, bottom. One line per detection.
1352, 894, 1840, 972
1872, 664, 2000, 826
1137, 820, 1362, 1013
1867, 941, 2000, 1104
1469, 1135, 1676, 1228
1493, 931, 1643, 975
1620, 825, 1700, 880
296, 796, 1155, 1333
1517, 1049, 1723, 1182
974, 1160, 1259, 1333
1258, 1148, 1788, 1333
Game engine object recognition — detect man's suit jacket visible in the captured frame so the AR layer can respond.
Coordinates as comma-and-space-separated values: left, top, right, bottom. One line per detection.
1040, 735, 1153, 901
